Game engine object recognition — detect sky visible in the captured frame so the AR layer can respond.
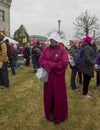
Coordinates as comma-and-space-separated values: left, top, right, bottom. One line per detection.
10, 0, 100, 44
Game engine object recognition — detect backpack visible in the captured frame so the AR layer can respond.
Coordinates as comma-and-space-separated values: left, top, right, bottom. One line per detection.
74, 48, 83, 65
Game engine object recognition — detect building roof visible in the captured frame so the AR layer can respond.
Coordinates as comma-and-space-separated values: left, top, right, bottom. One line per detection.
30, 35, 47, 39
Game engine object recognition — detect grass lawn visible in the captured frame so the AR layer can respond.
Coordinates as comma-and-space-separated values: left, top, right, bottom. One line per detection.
0, 64, 100, 130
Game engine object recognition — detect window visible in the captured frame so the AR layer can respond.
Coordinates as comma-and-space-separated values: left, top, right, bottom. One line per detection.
0, 10, 4, 21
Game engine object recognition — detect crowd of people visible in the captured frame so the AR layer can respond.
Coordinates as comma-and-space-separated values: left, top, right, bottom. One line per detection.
68, 36, 100, 99
0, 31, 100, 125
0, 32, 49, 88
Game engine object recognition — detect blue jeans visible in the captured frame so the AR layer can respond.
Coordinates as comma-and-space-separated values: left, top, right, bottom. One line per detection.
32, 55, 40, 69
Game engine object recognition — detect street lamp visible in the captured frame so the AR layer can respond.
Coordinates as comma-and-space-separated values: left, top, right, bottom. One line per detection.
58, 20, 61, 34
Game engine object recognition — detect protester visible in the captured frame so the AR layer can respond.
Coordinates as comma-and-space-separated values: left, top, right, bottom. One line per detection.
77, 40, 84, 84
5, 39, 16, 75
18, 44, 24, 54
95, 49, 100, 87
40, 42, 49, 50
31, 41, 42, 73
0, 33, 9, 88
68, 40, 80, 91
91, 42, 97, 58
13, 44, 19, 71
80, 36, 96, 99
39, 31, 68, 124
23, 43, 31, 66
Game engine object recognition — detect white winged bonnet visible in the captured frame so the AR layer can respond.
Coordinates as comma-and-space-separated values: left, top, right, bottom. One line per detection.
48, 31, 62, 43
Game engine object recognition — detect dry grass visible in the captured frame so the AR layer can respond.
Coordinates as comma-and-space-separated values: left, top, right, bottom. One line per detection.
0, 64, 100, 130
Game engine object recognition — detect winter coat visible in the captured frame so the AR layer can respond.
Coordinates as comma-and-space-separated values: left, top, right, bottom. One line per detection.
32, 46, 42, 58
23, 47, 30, 58
0, 42, 8, 62
39, 45, 68, 124
68, 45, 79, 56
80, 42, 95, 77
68, 45, 79, 68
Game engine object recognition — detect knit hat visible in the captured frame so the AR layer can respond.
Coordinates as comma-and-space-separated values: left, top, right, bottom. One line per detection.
48, 31, 62, 43
71, 40, 79, 45
32, 40, 37, 45
83, 36, 92, 43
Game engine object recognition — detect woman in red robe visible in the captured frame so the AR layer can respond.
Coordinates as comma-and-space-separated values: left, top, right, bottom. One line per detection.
39, 31, 69, 124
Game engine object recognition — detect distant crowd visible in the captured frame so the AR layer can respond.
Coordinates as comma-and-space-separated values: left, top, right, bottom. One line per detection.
0, 32, 100, 96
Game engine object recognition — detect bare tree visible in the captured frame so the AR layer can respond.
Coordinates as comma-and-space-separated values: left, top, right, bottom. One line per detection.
73, 10, 100, 39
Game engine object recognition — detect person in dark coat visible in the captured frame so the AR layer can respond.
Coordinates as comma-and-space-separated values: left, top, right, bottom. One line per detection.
77, 40, 84, 84
5, 39, 16, 75
80, 36, 95, 99
23, 43, 30, 66
31, 41, 41, 73
95, 49, 100, 87
68, 40, 80, 91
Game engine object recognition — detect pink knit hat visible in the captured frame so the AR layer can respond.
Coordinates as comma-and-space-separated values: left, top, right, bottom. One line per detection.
71, 40, 79, 45
83, 36, 92, 43
32, 40, 37, 45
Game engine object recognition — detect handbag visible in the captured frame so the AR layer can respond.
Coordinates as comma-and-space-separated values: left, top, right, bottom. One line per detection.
68, 54, 76, 67
36, 49, 59, 83
36, 67, 48, 83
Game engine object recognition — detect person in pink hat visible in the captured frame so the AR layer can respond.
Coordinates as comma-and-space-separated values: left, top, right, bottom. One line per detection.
83, 36, 93, 43
32, 40, 37, 46
77, 39, 84, 84
79, 36, 96, 99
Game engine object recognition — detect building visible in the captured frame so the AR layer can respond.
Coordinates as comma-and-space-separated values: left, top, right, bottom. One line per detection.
0, 0, 12, 36
0, 1, 47, 43
30, 35, 47, 43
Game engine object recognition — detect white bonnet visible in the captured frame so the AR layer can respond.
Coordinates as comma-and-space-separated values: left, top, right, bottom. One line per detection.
48, 31, 62, 43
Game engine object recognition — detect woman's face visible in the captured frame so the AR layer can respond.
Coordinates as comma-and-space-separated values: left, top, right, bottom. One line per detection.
75, 43, 79, 48
50, 39, 58, 47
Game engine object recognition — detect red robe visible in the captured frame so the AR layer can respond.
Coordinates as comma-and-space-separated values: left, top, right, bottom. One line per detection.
39, 45, 68, 124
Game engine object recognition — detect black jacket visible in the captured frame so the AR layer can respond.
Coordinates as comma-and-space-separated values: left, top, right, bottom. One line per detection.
80, 42, 95, 77
23, 47, 30, 58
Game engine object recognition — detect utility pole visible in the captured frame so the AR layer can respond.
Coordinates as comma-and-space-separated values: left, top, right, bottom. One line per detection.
58, 20, 61, 34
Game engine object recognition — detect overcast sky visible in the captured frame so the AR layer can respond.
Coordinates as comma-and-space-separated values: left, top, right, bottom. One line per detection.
10, 0, 100, 43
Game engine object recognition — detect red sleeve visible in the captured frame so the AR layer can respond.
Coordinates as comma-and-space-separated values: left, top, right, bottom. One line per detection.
54, 48, 69, 75
39, 47, 69, 74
